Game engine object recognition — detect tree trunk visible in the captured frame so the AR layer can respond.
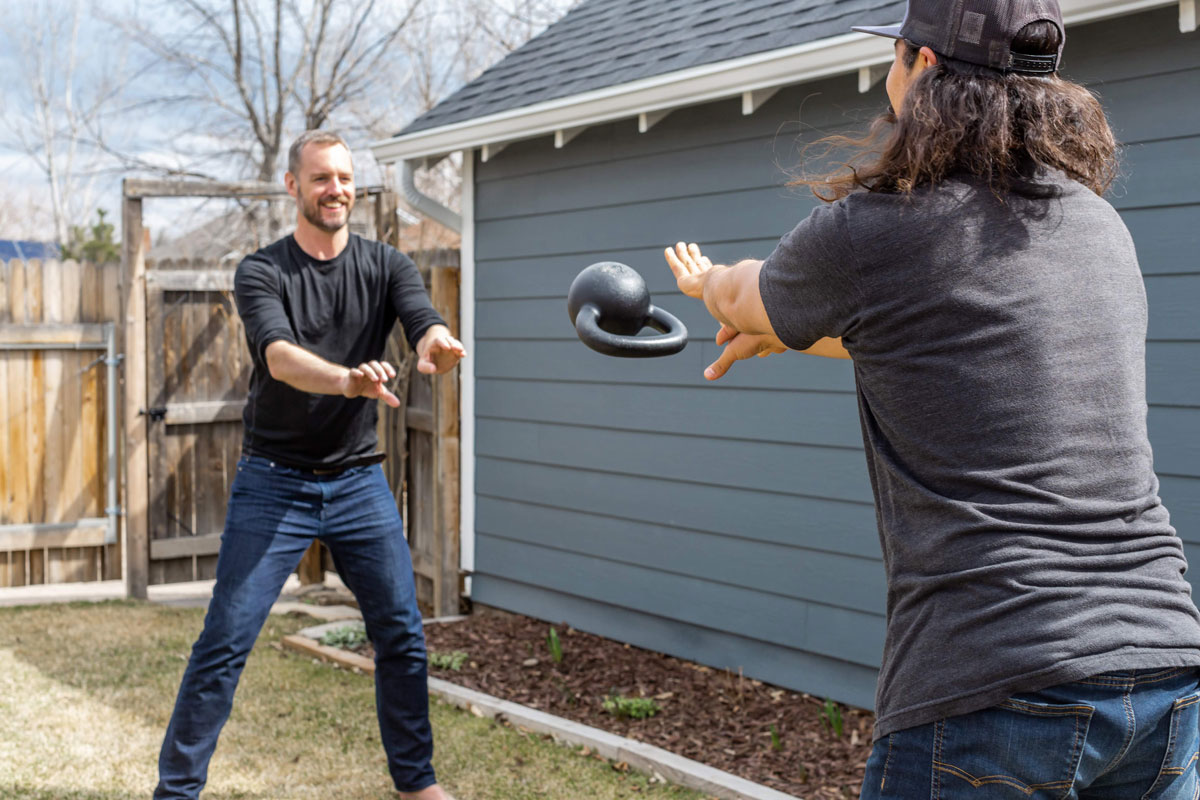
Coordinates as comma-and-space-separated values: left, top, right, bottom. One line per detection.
257, 147, 279, 183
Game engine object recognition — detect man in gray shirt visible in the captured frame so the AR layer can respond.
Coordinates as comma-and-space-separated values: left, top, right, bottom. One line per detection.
667, 0, 1200, 796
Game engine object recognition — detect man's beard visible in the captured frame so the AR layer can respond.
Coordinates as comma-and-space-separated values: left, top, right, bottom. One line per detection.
301, 195, 351, 233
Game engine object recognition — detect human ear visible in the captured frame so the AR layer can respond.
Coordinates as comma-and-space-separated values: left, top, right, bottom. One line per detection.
918, 46, 939, 69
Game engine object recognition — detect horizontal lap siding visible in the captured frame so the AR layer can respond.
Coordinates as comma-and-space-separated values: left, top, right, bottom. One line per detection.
1095, 10, 1200, 553
470, 7, 1200, 710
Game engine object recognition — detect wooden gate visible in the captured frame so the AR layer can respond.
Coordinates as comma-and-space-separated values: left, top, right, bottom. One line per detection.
121, 180, 462, 614
143, 265, 247, 584
384, 266, 461, 617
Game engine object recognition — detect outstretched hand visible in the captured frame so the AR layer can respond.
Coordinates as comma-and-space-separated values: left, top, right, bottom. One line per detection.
705, 325, 787, 381
665, 242, 787, 379
416, 325, 467, 375
664, 241, 722, 299
344, 360, 401, 407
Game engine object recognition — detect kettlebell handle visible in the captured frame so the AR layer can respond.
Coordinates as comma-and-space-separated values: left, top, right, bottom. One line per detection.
574, 303, 688, 358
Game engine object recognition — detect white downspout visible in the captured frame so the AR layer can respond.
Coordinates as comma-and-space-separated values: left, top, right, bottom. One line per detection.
457, 152, 476, 595
400, 159, 463, 233
398, 157, 475, 596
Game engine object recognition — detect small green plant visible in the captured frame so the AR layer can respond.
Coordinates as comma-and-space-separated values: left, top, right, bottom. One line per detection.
820, 698, 844, 738
601, 693, 660, 719
428, 650, 469, 671
319, 625, 367, 650
769, 723, 783, 752
546, 626, 564, 663
62, 208, 120, 263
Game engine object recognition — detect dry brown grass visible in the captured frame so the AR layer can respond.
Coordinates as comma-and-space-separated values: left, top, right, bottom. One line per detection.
0, 601, 707, 800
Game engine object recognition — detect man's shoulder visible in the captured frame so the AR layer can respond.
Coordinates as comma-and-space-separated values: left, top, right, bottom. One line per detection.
838, 179, 982, 235
237, 235, 292, 271
234, 236, 294, 290
349, 233, 411, 266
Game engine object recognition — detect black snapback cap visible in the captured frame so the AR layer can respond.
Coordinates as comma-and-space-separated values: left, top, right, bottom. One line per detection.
853, 0, 1065, 73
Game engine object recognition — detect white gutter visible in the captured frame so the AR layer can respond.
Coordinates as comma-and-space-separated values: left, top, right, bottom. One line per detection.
371, 32, 889, 163
370, 0, 1175, 164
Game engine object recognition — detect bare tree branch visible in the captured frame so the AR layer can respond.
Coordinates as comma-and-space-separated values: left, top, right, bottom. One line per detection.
0, 0, 116, 244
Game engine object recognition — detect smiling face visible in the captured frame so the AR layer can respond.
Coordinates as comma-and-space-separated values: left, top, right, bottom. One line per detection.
287, 142, 355, 234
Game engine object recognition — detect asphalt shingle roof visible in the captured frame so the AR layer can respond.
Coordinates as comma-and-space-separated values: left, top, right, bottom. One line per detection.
402, 0, 907, 135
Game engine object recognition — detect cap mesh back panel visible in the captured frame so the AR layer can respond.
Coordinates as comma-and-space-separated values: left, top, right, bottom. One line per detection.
898, 0, 1063, 70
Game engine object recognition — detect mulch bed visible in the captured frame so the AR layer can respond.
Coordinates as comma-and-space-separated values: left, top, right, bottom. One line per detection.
348, 605, 873, 799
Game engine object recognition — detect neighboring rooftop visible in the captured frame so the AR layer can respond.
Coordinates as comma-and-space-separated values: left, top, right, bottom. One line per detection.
402, 0, 906, 135
149, 201, 458, 263
0, 240, 61, 261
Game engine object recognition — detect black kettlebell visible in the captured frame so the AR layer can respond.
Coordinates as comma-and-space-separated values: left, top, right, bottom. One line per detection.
567, 262, 688, 358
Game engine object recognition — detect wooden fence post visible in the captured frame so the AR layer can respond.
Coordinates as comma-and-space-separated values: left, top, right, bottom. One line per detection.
121, 188, 150, 599
296, 541, 324, 585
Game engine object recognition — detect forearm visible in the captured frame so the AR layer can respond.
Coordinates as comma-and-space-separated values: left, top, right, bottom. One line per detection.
264, 340, 351, 396
701, 259, 774, 335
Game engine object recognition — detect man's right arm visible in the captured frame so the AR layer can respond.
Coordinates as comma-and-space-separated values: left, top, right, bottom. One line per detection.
264, 341, 400, 407
235, 255, 399, 406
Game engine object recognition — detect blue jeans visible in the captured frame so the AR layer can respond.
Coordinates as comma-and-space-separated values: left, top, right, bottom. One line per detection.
862, 667, 1200, 799
155, 455, 435, 799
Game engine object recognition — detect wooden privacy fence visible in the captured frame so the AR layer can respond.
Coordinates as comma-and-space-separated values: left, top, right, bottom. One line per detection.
120, 180, 463, 615
381, 265, 462, 617
0, 259, 121, 587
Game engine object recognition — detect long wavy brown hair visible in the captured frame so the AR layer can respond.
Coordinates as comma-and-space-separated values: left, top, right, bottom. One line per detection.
793, 22, 1119, 200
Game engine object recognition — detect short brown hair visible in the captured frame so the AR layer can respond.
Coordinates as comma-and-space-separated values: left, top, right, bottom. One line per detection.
287, 130, 351, 177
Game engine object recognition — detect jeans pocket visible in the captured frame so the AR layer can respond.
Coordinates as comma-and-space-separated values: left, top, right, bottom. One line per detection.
1142, 691, 1200, 800
933, 698, 1093, 800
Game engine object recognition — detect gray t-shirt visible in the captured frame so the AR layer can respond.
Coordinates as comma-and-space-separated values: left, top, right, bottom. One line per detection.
759, 172, 1200, 740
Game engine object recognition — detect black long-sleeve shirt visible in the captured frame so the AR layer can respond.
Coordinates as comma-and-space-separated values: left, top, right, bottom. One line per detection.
233, 233, 445, 469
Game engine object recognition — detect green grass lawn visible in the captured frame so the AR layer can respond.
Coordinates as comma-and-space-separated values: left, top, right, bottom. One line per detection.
0, 601, 708, 800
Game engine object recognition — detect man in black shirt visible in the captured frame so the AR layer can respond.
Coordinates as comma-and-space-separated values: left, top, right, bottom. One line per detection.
155, 130, 463, 800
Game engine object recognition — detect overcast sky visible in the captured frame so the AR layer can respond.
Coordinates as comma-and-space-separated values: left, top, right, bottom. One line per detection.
0, 0, 573, 243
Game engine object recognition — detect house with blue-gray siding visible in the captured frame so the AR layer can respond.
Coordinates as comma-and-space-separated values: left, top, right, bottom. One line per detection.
371, 0, 1200, 711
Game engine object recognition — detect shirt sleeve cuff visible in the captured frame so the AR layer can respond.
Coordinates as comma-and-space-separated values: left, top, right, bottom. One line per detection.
256, 330, 297, 365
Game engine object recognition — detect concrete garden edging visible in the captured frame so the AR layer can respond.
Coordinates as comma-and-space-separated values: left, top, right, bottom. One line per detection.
281, 622, 801, 800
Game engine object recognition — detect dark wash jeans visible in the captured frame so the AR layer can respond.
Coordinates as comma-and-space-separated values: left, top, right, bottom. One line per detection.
862, 667, 1200, 799
154, 455, 435, 799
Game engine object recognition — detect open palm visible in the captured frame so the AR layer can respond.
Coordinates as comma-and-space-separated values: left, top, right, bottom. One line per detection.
664, 241, 718, 299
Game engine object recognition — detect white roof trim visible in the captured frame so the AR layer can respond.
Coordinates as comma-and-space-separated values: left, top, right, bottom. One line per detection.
742, 88, 781, 115
480, 141, 509, 162
858, 64, 890, 94
554, 126, 587, 148
638, 109, 671, 132
370, 0, 1176, 164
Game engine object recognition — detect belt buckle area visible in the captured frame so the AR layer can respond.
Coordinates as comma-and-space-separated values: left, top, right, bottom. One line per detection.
310, 466, 342, 476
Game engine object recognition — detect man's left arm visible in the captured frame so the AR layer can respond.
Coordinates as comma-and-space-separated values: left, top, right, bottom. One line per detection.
386, 247, 466, 375
666, 243, 850, 380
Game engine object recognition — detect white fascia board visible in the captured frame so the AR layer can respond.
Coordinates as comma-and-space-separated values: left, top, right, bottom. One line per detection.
370, 32, 889, 163
1063, 0, 1177, 24
370, 0, 1174, 164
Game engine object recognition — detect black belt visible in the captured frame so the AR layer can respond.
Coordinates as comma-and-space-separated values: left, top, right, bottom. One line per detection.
247, 451, 387, 476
